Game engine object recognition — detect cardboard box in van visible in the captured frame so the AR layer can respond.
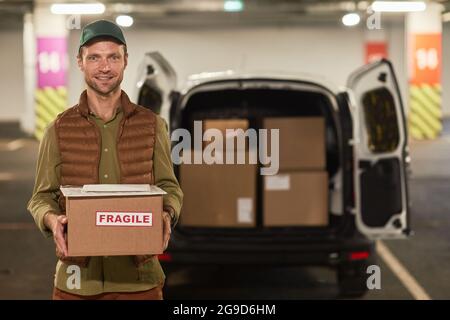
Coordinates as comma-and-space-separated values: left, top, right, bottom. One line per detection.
180, 151, 257, 227
263, 171, 328, 226
61, 184, 166, 257
262, 117, 326, 170
203, 119, 250, 151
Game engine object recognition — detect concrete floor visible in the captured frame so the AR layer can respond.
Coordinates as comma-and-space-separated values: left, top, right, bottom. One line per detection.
0, 121, 449, 300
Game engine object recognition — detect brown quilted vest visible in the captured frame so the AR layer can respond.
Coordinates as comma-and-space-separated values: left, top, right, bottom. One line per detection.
55, 89, 157, 268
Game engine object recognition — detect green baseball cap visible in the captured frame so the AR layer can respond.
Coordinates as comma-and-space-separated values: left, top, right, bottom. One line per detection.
79, 19, 126, 52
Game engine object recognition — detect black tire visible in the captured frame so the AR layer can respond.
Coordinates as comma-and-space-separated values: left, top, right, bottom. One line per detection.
337, 261, 369, 298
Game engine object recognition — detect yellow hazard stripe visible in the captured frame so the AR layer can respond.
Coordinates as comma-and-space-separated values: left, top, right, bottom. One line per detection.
421, 84, 441, 104
44, 90, 66, 111
36, 104, 55, 124
410, 86, 441, 118
409, 100, 441, 131
35, 116, 47, 133
34, 87, 67, 140
434, 83, 442, 93
41, 87, 66, 108
56, 86, 67, 98
36, 92, 61, 119
409, 125, 424, 140
409, 84, 442, 140
35, 117, 47, 141
409, 113, 437, 139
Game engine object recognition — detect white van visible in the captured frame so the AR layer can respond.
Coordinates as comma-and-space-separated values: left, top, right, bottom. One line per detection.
136, 53, 411, 297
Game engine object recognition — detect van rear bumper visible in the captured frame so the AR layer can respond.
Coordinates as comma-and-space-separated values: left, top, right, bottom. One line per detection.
161, 233, 375, 267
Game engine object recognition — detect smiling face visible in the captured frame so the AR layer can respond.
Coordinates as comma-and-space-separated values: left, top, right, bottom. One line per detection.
77, 38, 128, 97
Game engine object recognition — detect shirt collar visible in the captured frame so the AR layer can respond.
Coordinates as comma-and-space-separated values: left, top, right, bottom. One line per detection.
77, 89, 136, 119
88, 107, 123, 119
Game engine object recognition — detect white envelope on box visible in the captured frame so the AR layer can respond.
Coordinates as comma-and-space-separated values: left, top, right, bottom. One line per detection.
60, 184, 167, 197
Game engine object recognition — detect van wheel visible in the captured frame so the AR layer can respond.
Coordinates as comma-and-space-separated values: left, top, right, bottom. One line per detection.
337, 262, 368, 298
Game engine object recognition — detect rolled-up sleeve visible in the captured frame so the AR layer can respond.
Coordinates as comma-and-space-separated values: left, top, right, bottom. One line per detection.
27, 123, 62, 238
153, 115, 183, 226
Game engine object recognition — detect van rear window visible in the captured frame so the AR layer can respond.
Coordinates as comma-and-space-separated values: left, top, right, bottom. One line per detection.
361, 87, 400, 153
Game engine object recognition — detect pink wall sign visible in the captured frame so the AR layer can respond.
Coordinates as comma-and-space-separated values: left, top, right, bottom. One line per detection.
37, 37, 67, 88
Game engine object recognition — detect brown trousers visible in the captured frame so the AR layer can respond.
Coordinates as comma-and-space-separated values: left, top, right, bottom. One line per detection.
52, 284, 164, 300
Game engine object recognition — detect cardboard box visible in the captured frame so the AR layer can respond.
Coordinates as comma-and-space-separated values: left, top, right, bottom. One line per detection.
61, 184, 166, 257
203, 118, 249, 151
263, 171, 328, 227
180, 151, 257, 227
262, 117, 326, 170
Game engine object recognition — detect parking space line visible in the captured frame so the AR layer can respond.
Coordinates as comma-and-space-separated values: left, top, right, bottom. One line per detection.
377, 240, 431, 300
0, 172, 15, 181
0, 138, 27, 151
0, 171, 34, 181
7, 139, 27, 151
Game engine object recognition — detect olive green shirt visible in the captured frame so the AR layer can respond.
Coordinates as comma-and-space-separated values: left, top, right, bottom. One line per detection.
27, 107, 183, 296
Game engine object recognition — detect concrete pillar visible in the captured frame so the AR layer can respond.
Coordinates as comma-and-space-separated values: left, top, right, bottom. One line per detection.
21, 12, 36, 135
24, 5, 69, 140
364, 29, 388, 64
406, 3, 443, 140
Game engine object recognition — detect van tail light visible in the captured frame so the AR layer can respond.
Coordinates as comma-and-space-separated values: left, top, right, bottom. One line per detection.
158, 253, 173, 262
349, 251, 370, 261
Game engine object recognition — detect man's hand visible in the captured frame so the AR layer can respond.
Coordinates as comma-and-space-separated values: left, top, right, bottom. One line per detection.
45, 212, 68, 259
162, 211, 172, 251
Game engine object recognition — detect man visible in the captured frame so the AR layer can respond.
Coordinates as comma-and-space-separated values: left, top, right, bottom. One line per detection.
28, 20, 183, 300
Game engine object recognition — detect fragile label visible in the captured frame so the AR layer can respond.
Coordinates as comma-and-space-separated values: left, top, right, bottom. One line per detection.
237, 198, 253, 223
96, 212, 153, 227
265, 175, 290, 190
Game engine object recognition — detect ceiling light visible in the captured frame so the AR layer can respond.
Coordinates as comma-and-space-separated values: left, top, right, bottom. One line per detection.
371, 1, 426, 12
342, 13, 361, 26
51, 3, 105, 15
224, 0, 244, 12
116, 15, 133, 27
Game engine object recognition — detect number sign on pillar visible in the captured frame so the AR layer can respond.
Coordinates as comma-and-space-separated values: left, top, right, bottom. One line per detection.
35, 37, 68, 140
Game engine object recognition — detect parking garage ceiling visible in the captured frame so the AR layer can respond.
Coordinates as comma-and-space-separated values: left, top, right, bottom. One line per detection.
1, 0, 450, 28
